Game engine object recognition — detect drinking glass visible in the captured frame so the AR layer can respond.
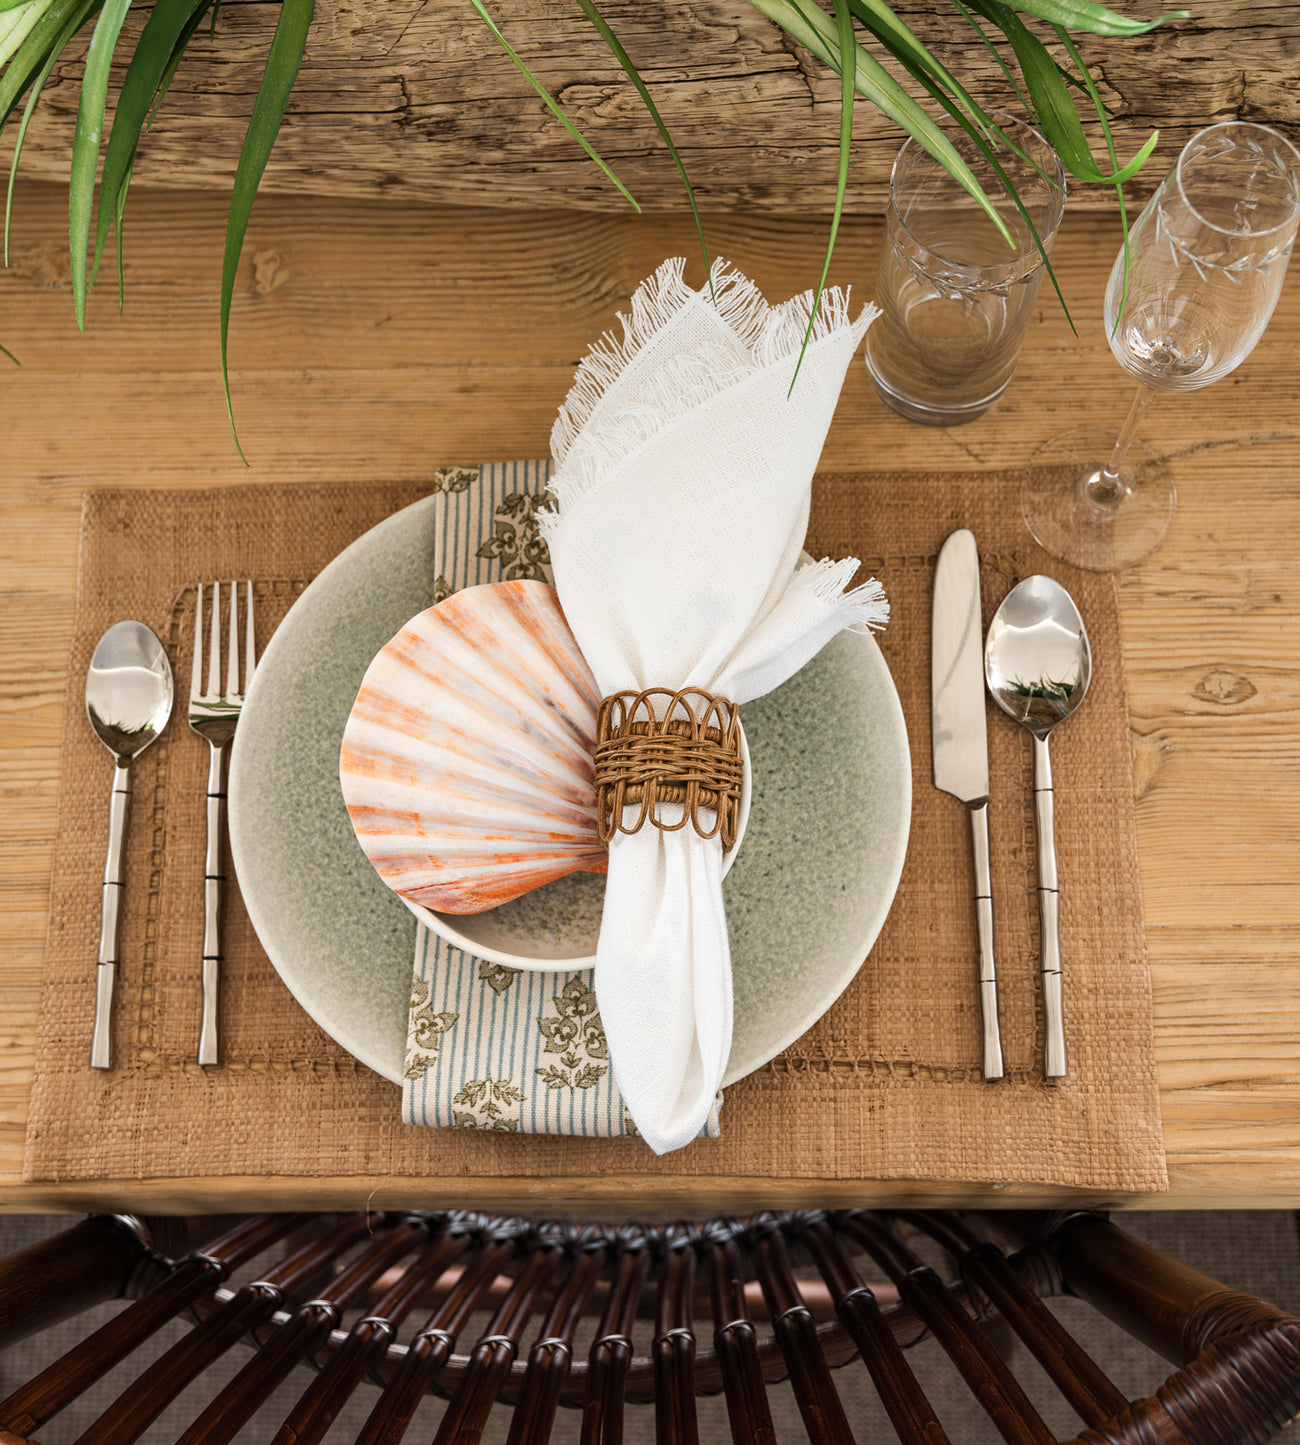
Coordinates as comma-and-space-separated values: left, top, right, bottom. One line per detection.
865, 115, 1066, 426
1023, 121, 1300, 572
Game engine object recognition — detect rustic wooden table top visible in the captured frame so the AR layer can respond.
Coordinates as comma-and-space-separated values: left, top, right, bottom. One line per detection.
2, 182, 1297, 1214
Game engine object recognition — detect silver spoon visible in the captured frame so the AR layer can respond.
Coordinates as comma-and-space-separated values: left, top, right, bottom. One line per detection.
85, 622, 174, 1069
984, 577, 1091, 1078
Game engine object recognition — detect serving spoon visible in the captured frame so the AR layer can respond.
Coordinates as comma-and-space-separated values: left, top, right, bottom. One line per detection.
984, 576, 1091, 1079
86, 621, 174, 1069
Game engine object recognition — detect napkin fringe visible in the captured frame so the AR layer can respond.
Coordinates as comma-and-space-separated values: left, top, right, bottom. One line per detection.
550, 256, 695, 468
794, 556, 890, 632
549, 258, 875, 518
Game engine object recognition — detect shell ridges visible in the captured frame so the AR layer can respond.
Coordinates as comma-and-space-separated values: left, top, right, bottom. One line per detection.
340, 580, 608, 915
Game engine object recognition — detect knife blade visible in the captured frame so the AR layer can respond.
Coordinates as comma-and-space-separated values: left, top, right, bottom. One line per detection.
932, 529, 1003, 1081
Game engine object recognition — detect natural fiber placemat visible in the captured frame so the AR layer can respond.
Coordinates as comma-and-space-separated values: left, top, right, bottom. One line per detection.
24, 474, 1167, 1191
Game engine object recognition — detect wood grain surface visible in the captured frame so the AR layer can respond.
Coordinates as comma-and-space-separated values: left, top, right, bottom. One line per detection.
1, 178, 1297, 1213
8, 1, 1300, 214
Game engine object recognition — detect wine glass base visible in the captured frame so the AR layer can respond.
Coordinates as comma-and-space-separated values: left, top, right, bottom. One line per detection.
1022, 428, 1176, 573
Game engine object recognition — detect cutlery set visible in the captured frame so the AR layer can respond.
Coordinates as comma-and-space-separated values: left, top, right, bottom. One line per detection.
86, 553, 1087, 1084
932, 530, 1092, 1081
85, 582, 257, 1071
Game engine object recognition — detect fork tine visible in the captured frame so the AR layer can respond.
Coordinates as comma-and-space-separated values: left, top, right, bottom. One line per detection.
191, 583, 205, 701
244, 581, 256, 693
207, 580, 222, 698
227, 580, 239, 698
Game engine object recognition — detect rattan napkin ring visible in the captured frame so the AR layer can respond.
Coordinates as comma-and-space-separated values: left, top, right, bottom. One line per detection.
594, 688, 743, 849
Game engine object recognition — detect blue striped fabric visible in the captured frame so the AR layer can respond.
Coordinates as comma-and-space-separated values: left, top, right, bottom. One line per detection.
401, 461, 721, 1138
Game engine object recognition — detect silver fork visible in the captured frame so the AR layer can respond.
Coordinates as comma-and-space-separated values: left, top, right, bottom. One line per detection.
188, 581, 256, 1067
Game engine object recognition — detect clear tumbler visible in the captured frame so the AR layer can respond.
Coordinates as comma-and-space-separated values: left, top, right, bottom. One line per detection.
865, 116, 1066, 426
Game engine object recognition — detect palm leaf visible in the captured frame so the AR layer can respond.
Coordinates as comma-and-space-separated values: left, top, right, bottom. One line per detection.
91, 0, 208, 284
0, 0, 78, 121
68, 0, 132, 329
847, 0, 994, 131
949, 0, 1032, 113
470, 0, 639, 213
4, 0, 97, 264
750, 0, 1014, 244
1054, 22, 1132, 331
0, 1, 49, 68
0, 0, 50, 68
1007, 0, 1187, 35
219, 0, 313, 462
573, 0, 708, 283
963, 0, 1157, 183
850, 0, 1060, 186
951, 0, 1130, 135
852, 0, 1061, 177
148, 0, 214, 127
791, 0, 855, 392
112, 148, 131, 306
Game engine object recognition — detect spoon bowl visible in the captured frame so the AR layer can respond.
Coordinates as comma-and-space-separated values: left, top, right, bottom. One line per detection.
86, 621, 175, 759
984, 576, 1090, 1079
85, 621, 174, 1069
984, 575, 1091, 736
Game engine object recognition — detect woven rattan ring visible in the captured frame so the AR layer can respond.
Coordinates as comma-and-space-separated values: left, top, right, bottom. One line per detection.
594, 688, 743, 849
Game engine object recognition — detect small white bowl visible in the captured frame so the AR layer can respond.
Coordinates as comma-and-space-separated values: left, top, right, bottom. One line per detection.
406, 723, 752, 971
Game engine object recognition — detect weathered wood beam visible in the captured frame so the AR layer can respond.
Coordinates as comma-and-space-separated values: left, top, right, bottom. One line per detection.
9, 0, 1300, 213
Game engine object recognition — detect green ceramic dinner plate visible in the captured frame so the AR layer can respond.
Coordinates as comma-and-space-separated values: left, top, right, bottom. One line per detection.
228, 494, 911, 1087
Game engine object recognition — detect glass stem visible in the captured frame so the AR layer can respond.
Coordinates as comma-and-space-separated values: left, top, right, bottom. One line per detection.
1089, 384, 1158, 505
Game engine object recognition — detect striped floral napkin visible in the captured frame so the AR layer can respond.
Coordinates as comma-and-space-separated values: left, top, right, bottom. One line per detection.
399, 461, 720, 1137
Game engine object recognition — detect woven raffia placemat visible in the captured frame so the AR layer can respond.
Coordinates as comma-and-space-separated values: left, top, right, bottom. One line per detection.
23, 473, 1167, 1191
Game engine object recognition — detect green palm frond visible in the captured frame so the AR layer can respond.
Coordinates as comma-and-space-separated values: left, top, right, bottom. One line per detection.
469, 0, 1184, 383
69, 0, 134, 329
1006, 0, 1184, 34
4, 0, 96, 265
91, 0, 210, 289
470, 0, 639, 213
573, 0, 710, 288
1, 0, 313, 457
790, 0, 856, 393
219, 0, 314, 463
1054, 21, 1132, 332
962, 0, 1159, 185
0, 0, 1190, 452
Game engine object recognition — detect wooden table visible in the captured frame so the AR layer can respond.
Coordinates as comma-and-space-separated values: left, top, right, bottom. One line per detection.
2, 182, 1297, 1213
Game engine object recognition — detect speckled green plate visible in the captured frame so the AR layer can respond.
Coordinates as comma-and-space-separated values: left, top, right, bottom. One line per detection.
228, 495, 911, 1088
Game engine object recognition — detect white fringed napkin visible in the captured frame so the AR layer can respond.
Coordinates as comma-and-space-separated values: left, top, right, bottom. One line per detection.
542, 258, 887, 1154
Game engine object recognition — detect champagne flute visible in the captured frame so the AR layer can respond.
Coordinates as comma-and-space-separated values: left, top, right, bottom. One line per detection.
1023, 121, 1300, 573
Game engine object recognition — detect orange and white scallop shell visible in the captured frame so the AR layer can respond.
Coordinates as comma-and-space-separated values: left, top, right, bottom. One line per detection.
339, 579, 607, 915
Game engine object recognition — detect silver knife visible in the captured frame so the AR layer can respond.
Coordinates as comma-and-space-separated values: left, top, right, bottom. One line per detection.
932, 529, 1003, 1081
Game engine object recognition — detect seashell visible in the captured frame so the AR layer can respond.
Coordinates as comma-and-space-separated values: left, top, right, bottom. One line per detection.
340, 579, 608, 915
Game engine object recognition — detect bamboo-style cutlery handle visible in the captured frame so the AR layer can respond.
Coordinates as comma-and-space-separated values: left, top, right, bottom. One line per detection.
199, 740, 230, 1067
91, 760, 131, 1069
969, 800, 1004, 1082
1033, 734, 1066, 1078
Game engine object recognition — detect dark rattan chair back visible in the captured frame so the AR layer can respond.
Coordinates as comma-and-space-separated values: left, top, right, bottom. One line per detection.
0, 1209, 1297, 1445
